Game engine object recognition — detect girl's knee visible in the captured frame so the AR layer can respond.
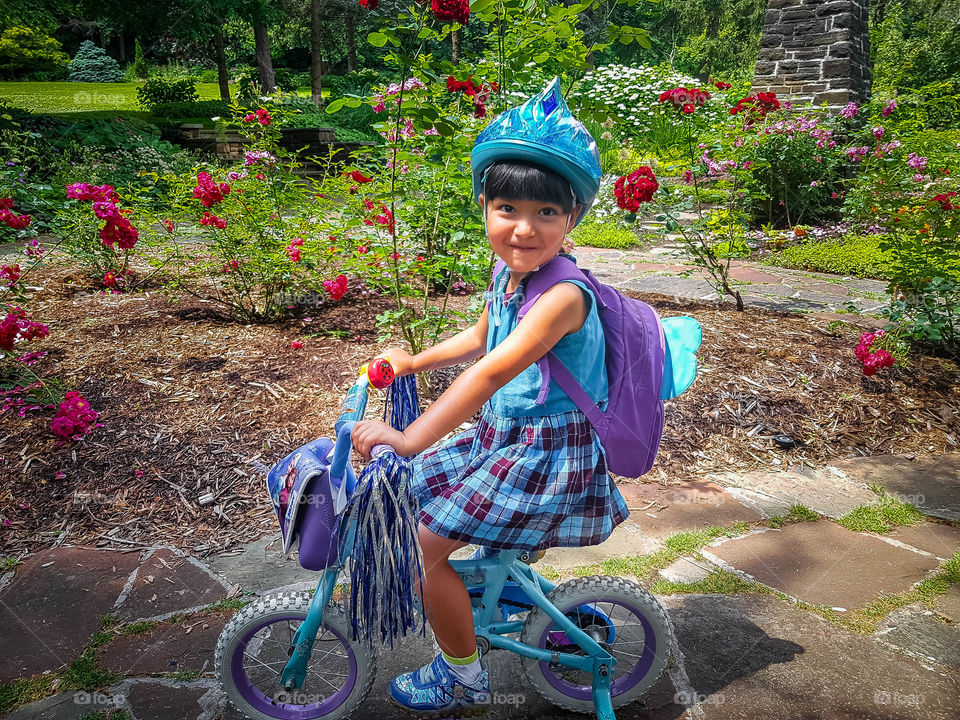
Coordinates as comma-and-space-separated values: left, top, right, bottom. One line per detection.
418, 524, 466, 562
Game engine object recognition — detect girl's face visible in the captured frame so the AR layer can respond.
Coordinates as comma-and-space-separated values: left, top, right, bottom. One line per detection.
480, 194, 578, 274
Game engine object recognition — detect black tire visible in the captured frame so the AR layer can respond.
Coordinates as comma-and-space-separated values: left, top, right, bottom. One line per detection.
519, 576, 673, 714
215, 591, 375, 720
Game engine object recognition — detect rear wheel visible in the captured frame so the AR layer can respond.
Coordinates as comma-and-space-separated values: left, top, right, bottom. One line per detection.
519, 576, 672, 713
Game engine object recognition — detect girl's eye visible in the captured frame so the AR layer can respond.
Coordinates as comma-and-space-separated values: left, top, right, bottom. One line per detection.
540, 207, 558, 216
498, 204, 514, 212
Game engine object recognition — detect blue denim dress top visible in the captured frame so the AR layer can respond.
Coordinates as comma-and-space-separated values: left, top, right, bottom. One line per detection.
410, 255, 630, 551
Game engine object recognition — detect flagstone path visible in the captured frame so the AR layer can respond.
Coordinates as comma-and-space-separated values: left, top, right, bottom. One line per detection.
2, 451, 957, 719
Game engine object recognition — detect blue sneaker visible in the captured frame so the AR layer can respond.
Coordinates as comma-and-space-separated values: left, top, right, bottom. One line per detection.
389, 654, 490, 717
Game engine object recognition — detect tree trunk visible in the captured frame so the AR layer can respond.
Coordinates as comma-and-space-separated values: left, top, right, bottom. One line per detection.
118, 32, 126, 62
253, 21, 276, 93
452, 29, 461, 66
214, 31, 231, 102
311, 0, 323, 107
346, 11, 357, 72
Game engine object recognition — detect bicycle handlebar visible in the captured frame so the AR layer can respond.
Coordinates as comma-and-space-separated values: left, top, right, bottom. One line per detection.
329, 361, 397, 491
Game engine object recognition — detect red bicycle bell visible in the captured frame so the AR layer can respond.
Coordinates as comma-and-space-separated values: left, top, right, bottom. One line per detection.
366, 357, 395, 389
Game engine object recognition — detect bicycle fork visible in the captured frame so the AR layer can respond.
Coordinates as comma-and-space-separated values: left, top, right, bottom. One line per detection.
279, 567, 340, 690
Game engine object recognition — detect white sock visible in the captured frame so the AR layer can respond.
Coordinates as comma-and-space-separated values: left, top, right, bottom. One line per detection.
442, 649, 483, 684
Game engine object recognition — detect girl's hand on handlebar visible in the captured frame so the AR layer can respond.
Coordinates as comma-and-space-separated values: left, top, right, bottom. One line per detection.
351, 419, 409, 462
376, 347, 414, 377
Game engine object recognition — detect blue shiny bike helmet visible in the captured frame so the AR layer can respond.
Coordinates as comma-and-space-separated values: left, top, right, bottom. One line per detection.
471, 77, 601, 228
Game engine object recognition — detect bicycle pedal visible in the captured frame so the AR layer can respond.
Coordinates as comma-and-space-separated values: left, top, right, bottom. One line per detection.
519, 549, 546, 564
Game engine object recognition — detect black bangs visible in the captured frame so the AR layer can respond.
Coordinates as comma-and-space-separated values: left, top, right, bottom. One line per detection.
482, 161, 575, 213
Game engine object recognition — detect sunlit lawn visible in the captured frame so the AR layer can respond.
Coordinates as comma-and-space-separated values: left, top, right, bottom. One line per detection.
0, 81, 241, 116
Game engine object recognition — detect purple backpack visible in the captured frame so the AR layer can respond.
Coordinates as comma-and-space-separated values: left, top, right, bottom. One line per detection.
491, 254, 667, 478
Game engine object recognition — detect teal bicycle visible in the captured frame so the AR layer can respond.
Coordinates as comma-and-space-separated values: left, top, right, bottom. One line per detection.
215, 364, 674, 720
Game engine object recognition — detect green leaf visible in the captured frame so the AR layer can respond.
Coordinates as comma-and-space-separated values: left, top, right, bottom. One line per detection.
368, 32, 389, 48
665, 219, 679, 232
325, 98, 347, 114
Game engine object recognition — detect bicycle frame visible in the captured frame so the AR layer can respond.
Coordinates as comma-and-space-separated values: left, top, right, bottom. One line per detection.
280, 543, 619, 720
277, 371, 620, 719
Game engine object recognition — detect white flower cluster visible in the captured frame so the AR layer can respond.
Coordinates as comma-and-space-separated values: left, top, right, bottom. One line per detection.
570, 64, 730, 137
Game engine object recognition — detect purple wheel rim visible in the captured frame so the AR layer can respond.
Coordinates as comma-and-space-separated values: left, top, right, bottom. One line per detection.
538, 597, 658, 701
230, 613, 358, 719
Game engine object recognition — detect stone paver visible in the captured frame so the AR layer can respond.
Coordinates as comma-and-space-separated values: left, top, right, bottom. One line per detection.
616, 480, 763, 538
4, 690, 128, 720
658, 594, 959, 720
0, 547, 139, 682
116, 548, 228, 621
728, 267, 784, 284
874, 604, 960, 672
205, 536, 316, 594
126, 682, 209, 720
628, 262, 691, 274
618, 274, 716, 298
711, 465, 877, 519
539, 519, 660, 572
706, 520, 940, 609
100, 611, 230, 675
658, 556, 713, 584
828, 454, 960, 522
935, 584, 960, 621
886, 522, 960, 560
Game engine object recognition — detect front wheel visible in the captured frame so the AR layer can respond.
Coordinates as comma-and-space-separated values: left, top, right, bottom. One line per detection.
215, 591, 375, 720
519, 576, 673, 714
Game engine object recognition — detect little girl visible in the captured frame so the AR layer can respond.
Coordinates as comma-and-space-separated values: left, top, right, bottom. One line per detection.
350, 78, 629, 716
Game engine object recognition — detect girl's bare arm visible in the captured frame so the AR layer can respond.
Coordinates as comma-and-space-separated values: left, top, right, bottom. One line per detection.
398, 283, 584, 456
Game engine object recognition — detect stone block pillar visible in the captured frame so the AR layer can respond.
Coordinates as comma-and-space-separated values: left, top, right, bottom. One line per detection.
753, 0, 871, 109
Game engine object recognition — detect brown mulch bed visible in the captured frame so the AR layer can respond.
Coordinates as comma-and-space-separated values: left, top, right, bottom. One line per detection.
2, 255, 958, 557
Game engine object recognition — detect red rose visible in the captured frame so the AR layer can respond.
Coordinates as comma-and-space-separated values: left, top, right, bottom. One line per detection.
432, 0, 469, 24
614, 166, 659, 212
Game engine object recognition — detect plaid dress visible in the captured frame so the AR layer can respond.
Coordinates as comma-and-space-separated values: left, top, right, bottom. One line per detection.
409, 260, 630, 551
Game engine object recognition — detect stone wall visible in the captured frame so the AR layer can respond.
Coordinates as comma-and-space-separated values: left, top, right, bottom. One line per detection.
160, 125, 372, 179
753, 0, 870, 108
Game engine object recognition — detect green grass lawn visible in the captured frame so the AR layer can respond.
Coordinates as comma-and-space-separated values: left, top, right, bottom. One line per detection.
0, 81, 233, 115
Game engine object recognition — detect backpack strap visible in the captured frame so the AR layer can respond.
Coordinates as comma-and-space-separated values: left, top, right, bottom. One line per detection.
514, 254, 600, 410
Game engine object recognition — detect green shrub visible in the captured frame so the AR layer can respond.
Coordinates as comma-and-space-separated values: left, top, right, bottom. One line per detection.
571, 221, 642, 250
283, 94, 376, 137
0, 25, 69, 79
744, 129, 843, 227
150, 99, 230, 119
329, 127, 376, 143
152, 62, 205, 82
131, 38, 149, 79
712, 237, 750, 258
274, 68, 311, 91
137, 77, 199, 109
198, 68, 220, 83
763, 235, 896, 279
68, 40, 123, 83
234, 69, 263, 103
0, 111, 194, 221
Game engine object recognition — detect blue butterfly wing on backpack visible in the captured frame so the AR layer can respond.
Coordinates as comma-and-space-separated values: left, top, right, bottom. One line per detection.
659, 316, 702, 400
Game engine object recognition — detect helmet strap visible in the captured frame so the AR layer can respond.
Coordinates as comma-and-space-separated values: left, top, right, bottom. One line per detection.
481, 167, 490, 238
